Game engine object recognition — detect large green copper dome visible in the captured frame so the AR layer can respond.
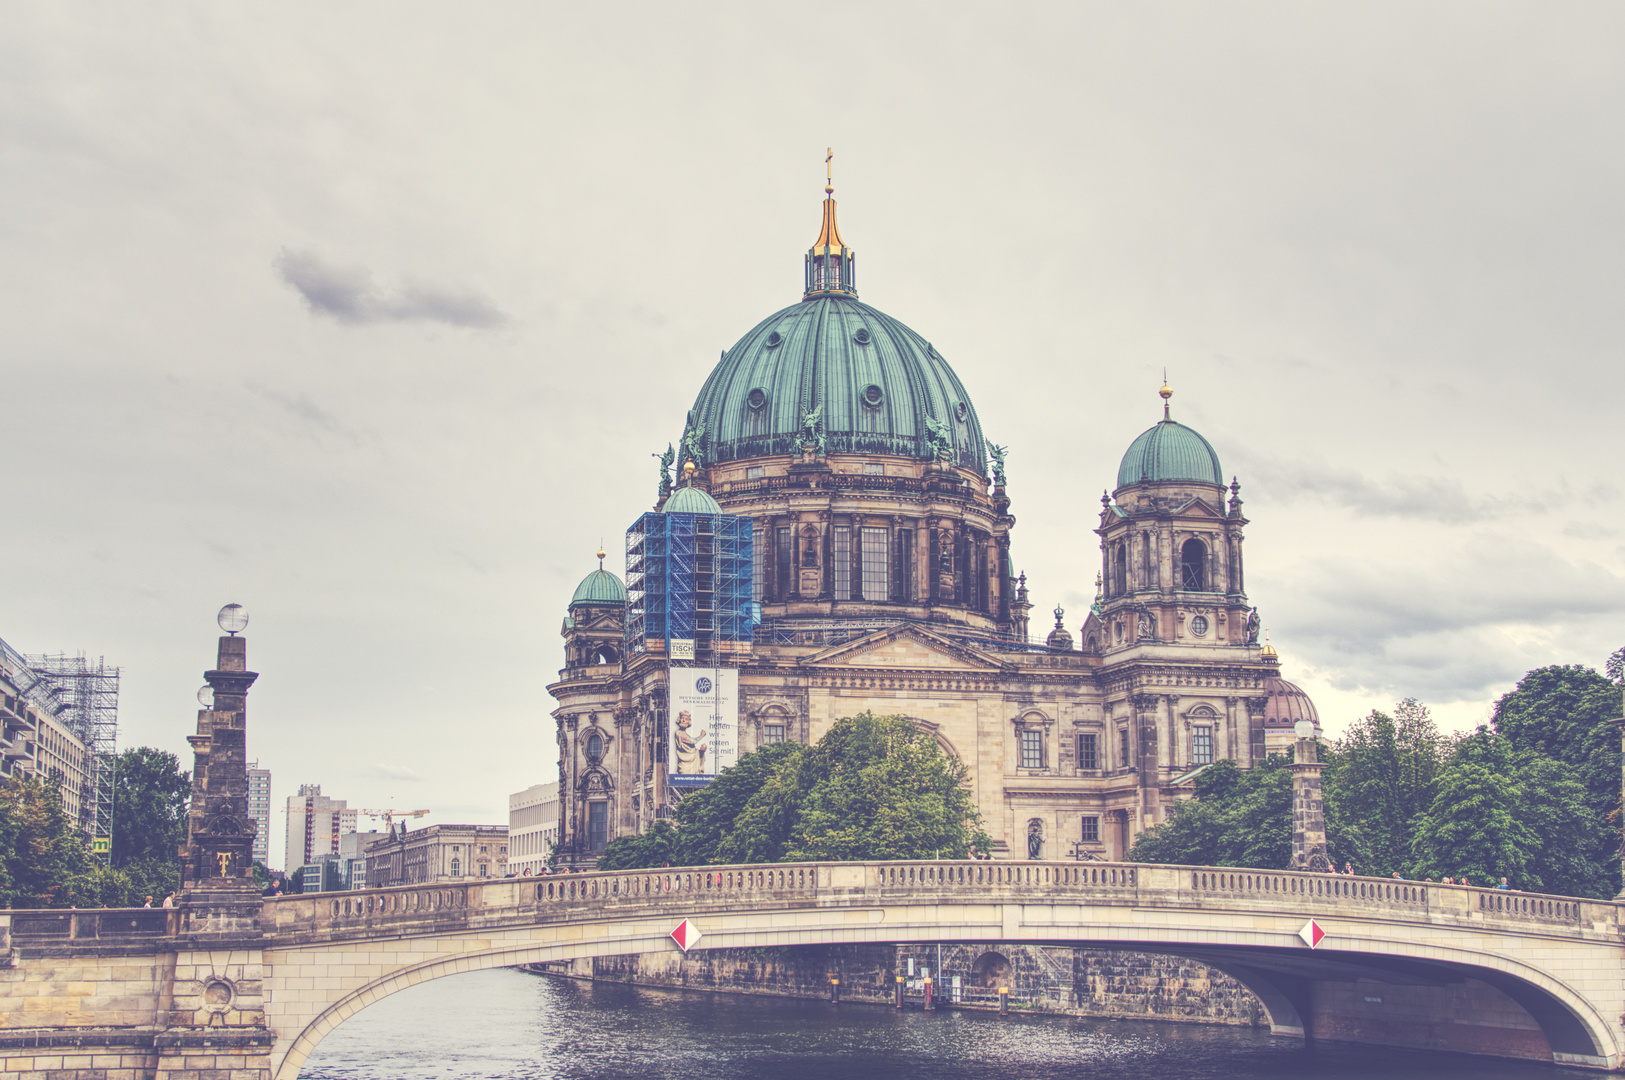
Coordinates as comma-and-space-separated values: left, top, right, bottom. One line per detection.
1116, 418, 1224, 489
570, 567, 626, 608
686, 294, 987, 472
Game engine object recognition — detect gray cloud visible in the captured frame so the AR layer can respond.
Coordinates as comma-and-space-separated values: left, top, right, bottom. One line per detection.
374, 764, 424, 782
275, 249, 506, 329
1240, 458, 1569, 525
1267, 537, 1625, 701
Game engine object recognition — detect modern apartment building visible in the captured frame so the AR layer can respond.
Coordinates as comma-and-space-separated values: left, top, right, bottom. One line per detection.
247, 761, 272, 868
508, 782, 560, 875
284, 784, 357, 872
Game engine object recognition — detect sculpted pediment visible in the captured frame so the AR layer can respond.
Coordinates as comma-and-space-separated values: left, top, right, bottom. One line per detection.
1171, 496, 1227, 519
797, 625, 1011, 674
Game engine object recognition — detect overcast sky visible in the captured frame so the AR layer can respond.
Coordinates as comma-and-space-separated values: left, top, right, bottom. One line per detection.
2, 4, 1621, 870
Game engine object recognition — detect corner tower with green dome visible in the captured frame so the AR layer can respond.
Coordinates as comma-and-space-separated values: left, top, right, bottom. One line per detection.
1092, 380, 1260, 704
665, 162, 1015, 642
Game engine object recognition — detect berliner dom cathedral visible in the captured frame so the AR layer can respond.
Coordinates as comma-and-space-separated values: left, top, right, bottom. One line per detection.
549, 162, 1320, 865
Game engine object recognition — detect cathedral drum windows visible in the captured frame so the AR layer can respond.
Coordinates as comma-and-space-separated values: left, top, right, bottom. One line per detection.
860, 527, 889, 600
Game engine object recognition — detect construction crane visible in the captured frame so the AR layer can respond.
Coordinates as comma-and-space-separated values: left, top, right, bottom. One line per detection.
359, 808, 431, 832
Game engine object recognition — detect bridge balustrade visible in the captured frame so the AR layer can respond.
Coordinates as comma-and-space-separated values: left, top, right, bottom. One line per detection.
256, 860, 1600, 945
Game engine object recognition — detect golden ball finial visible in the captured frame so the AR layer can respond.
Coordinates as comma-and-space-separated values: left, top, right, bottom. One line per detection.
682, 460, 697, 478
1159, 381, 1173, 401
596, 547, 607, 563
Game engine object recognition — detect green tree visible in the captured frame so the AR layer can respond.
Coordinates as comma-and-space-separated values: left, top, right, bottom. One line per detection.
107, 747, 190, 904
110, 748, 190, 865
0, 773, 92, 908
1321, 700, 1445, 877
595, 821, 679, 871
783, 714, 990, 862
1490, 664, 1621, 893
1406, 726, 1609, 894
588, 714, 990, 869
1128, 756, 1301, 869
677, 741, 804, 864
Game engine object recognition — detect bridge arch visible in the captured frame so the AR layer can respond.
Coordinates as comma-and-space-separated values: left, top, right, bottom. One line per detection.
261, 863, 1625, 1077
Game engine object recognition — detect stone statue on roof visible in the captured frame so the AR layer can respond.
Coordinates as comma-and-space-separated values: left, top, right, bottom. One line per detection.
988, 443, 1008, 486
924, 414, 952, 460
681, 418, 707, 470
801, 404, 825, 454
654, 443, 675, 498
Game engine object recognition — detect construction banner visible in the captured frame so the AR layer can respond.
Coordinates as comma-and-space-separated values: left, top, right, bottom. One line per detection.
668, 667, 738, 786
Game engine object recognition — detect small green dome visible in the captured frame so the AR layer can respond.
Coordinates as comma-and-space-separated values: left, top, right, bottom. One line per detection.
570, 568, 626, 608
1116, 419, 1224, 489
663, 486, 723, 514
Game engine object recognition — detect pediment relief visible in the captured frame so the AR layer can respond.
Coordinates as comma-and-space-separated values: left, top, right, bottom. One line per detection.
797, 625, 1011, 674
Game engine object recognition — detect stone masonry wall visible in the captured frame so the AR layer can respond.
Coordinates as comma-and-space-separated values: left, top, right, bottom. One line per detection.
543, 943, 1264, 1025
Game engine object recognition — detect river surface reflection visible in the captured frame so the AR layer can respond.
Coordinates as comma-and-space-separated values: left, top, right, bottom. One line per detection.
300, 968, 1595, 1080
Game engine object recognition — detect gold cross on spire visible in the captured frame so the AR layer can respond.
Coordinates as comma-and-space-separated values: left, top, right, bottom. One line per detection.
825, 147, 834, 195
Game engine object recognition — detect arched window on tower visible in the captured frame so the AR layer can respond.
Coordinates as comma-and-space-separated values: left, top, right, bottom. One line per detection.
1181, 538, 1207, 591
1112, 542, 1127, 596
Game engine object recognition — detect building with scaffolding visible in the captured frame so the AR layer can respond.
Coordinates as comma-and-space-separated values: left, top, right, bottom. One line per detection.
624, 485, 754, 664
547, 173, 1317, 867
0, 639, 120, 856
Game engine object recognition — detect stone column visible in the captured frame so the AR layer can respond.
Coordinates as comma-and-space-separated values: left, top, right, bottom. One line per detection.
1290, 726, 1331, 872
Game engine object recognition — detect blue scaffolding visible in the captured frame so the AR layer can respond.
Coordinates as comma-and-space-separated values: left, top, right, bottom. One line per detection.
625, 506, 753, 660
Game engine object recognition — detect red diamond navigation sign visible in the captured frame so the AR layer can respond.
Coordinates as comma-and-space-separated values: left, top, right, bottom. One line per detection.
1298, 918, 1326, 949
670, 918, 703, 953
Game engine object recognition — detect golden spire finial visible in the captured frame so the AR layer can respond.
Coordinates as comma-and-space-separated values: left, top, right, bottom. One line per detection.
825, 147, 834, 196
1159, 369, 1173, 419
597, 542, 606, 567
682, 459, 697, 483
1261, 627, 1278, 660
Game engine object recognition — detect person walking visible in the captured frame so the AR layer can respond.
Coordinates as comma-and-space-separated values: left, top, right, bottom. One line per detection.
142, 896, 153, 908
161, 892, 176, 908
1496, 877, 1510, 890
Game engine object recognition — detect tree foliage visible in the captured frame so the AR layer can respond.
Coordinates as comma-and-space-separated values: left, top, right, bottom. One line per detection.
1321, 700, 1444, 878
1123, 661, 1622, 899
1127, 757, 1299, 868
0, 773, 92, 908
1490, 663, 1623, 895
596, 714, 989, 869
108, 747, 190, 903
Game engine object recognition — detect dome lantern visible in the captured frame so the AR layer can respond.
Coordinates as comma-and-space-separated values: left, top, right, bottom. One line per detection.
804, 148, 856, 300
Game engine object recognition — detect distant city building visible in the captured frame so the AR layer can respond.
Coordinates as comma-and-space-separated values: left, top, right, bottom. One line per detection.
337, 829, 388, 890
364, 824, 508, 888
247, 761, 272, 868
296, 857, 346, 894
508, 782, 559, 875
0, 636, 119, 853
284, 784, 357, 872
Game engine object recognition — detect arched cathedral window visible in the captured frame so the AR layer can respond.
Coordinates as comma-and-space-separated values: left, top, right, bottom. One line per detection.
1181, 538, 1207, 591
1112, 542, 1127, 595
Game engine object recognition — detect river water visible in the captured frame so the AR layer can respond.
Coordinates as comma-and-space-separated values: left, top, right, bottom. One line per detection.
299, 968, 1594, 1080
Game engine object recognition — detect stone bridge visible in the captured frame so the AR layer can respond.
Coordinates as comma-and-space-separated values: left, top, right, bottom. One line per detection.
2, 860, 1622, 1078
